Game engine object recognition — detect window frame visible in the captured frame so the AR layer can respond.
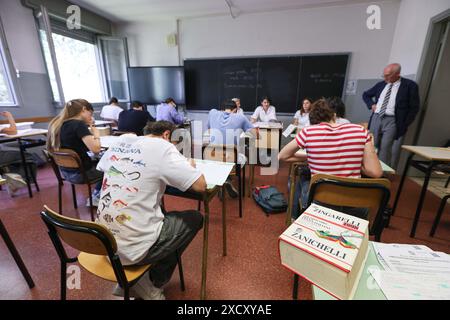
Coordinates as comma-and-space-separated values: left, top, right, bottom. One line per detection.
0, 15, 21, 107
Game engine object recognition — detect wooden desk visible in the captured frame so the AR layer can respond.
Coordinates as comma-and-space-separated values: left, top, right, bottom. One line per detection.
392, 146, 450, 237
0, 129, 48, 197
313, 242, 386, 300
164, 159, 234, 300
94, 120, 115, 127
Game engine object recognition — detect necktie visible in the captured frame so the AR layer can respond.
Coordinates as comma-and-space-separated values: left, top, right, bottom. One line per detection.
379, 83, 393, 118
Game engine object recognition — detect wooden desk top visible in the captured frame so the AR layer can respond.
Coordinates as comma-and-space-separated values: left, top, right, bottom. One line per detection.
402, 145, 450, 162
0, 128, 48, 140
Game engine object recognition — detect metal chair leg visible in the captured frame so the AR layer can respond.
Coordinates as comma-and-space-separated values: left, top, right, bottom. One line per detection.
58, 183, 63, 215
293, 274, 299, 300
176, 251, 186, 291
29, 163, 39, 192
0, 219, 35, 289
430, 194, 450, 237
87, 184, 95, 222
71, 184, 78, 209
61, 262, 67, 300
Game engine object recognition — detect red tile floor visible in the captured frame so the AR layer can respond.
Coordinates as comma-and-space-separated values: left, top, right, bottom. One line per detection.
0, 164, 449, 300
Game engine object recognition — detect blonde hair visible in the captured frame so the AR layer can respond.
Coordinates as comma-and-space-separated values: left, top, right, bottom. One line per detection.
47, 99, 93, 150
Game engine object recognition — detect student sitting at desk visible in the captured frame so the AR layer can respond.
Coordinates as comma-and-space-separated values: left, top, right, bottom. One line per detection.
327, 96, 350, 125
100, 97, 123, 125
251, 96, 277, 123
118, 101, 155, 136
207, 99, 256, 197
293, 98, 313, 129
156, 97, 184, 125
96, 120, 206, 300
231, 98, 244, 115
279, 99, 382, 219
47, 99, 103, 206
0, 111, 36, 196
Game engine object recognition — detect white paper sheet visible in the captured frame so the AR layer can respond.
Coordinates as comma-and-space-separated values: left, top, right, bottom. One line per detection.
370, 270, 450, 300
194, 160, 234, 186
100, 136, 120, 148
282, 124, 297, 138
372, 242, 450, 275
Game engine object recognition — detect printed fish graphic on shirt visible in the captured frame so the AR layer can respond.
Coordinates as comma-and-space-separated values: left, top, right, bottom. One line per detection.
100, 192, 112, 211
115, 214, 131, 225
102, 178, 110, 191
126, 171, 141, 181
133, 160, 146, 167
107, 166, 125, 178
102, 213, 114, 224
113, 199, 128, 209
125, 186, 139, 193
109, 155, 120, 162
120, 157, 133, 164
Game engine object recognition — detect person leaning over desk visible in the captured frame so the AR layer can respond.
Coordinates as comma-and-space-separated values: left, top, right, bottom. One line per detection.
156, 97, 185, 125
100, 97, 123, 125
231, 98, 245, 115
118, 101, 155, 136
251, 96, 277, 123
47, 99, 104, 207
279, 99, 382, 219
96, 120, 206, 300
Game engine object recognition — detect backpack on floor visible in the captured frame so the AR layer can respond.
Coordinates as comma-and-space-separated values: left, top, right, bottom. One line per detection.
252, 185, 288, 215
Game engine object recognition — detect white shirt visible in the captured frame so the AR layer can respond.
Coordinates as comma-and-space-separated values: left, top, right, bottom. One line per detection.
97, 134, 201, 265
236, 108, 244, 115
251, 106, 277, 122
375, 79, 401, 116
294, 111, 310, 128
100, 104, 123, 121
335, 117, 351, 125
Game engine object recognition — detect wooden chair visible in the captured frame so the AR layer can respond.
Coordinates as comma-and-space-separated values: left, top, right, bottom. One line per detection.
40, 205, 185, 300
292, 174, 391, 300
43, 149, 102, 222
203, 143, 245, 218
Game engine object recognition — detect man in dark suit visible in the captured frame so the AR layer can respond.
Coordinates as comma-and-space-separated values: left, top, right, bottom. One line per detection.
363, 63, 420, 168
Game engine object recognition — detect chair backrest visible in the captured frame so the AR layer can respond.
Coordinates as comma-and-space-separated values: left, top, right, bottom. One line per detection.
49, 149, 82, 170
40, 205, 117, 256
307, 174, 391, 237
203, 143, 238, 164
42, 149, 64, 184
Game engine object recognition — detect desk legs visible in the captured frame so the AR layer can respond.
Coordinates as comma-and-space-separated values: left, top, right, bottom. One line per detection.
410, 162, 434, 238
286, 170, 297, 226
200, 199, 210, 300
0, 219, 35, 288
222, 186, 227, 257
392, 153, 413, 216
248, 164, 254, 198
237, 165, 242, 218
18, 138, 33, 198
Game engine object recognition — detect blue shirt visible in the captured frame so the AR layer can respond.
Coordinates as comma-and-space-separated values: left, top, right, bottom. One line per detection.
207, 109, 254, 145
156, 103, 184, 125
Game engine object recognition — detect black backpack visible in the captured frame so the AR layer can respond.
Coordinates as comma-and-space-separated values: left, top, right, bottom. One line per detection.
252, 185, 288, 215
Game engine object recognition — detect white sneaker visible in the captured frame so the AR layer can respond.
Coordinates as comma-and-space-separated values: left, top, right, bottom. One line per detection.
112, 274, 165, 300
86, 192, 100, 207
4, 173, 27, 197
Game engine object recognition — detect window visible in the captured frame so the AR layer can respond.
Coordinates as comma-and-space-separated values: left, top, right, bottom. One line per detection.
0, 22, 17, 106
51, 33, 104, 102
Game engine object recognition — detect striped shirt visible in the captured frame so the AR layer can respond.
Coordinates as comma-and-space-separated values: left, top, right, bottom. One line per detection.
295, 123, 370, 178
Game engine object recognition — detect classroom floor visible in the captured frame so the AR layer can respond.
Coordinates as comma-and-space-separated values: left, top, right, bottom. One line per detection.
0, 163, 449, 300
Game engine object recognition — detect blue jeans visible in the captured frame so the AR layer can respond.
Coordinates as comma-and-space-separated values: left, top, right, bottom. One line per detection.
288, 166, 311, 220
61, 167, 103, 193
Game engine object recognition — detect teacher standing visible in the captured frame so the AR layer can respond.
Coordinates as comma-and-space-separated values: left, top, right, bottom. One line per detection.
362, 63, 420, 168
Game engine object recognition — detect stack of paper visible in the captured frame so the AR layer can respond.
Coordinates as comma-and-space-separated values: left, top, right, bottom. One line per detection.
371, 242, 450, 300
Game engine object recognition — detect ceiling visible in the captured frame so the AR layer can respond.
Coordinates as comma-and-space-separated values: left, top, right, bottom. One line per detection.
71, 0, 379, 23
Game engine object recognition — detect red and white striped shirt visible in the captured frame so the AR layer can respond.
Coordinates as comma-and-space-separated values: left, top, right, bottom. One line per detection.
295, 123, 370, 178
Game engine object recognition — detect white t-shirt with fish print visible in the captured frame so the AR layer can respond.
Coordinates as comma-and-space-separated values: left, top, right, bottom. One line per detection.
96, 134, 202, 265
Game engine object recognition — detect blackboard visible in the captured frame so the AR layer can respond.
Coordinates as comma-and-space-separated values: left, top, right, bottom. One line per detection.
184, 54, 349, 113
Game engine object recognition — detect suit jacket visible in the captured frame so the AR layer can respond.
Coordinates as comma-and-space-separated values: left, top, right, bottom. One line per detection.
362, 77, 420, 139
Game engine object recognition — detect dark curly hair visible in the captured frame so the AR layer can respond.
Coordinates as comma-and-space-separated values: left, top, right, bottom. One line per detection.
309, 99, 335, 125
327, 96, 346, 118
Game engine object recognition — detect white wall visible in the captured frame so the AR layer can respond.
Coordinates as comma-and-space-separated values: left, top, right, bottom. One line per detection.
180, 1, 401, 80
116, 20, 179, 66
389, 0, 450, 77
0, 0, 47, 74
116, 1, 401, 80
